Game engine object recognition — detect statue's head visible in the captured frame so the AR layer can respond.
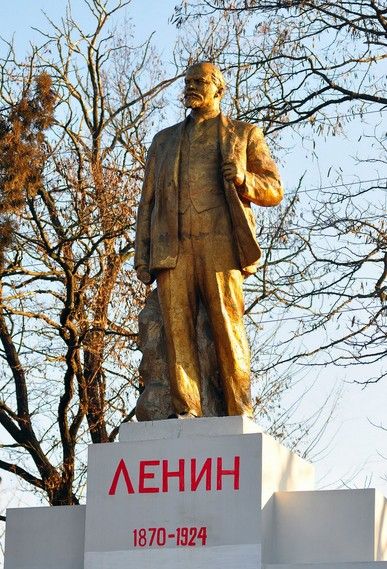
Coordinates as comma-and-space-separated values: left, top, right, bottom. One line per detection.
184, 62, 226, 112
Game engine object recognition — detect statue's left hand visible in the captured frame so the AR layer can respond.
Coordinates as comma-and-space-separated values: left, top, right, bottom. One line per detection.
136, 267, 153, 285
222, 160, 245, 187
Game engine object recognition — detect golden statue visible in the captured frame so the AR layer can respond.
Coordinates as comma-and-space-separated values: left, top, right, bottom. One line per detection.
135, 62, 283, 419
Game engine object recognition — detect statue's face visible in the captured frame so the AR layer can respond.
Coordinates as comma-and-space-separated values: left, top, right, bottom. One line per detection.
184, 65, 221, 111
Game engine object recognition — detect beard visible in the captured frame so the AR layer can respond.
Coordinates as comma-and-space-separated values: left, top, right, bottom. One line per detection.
184, 92, 203, 108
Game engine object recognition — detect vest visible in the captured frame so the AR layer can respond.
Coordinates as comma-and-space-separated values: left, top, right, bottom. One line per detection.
179, 116, 225, 214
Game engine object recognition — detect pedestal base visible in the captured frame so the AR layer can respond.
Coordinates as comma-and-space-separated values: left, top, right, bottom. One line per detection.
4, 417, 387, 569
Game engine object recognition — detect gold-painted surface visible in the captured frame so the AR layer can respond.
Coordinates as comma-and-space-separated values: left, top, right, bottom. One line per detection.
135, 62, 283, 419
136, 290, 226, 421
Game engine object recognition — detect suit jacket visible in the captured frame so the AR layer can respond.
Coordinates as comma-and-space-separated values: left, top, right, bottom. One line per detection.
134, 113, 283, 279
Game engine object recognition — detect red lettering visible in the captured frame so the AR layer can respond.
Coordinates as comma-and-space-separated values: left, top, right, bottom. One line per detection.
108, 458, 135, 495
138, 460, 160, 493
190, 458, 212, 491
162, 459, 185, 492
216, 456, 240, 491
108, 455, 240, 496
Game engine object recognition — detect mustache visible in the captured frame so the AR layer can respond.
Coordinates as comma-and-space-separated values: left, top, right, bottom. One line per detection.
184, 91, 202, 98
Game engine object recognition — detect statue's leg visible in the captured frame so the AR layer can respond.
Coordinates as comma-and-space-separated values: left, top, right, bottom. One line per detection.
156, 239, 202, 417
191, 206, 253, 417
201, 264, 252, 417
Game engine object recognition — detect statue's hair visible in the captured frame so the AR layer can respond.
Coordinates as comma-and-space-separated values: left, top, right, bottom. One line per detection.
186, 61, 226, 94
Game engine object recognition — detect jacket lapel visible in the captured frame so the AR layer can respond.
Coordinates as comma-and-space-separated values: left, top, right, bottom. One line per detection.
168, 118, 188, 189
219, 113, 247, 169
219, 113, 262, 271
219, 113, 232, 161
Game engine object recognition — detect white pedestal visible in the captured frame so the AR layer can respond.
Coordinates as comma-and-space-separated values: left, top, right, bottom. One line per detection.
268, 489, 387, 564
84, 417, 314, 569
118, 414, 263, 441
4, 417, 387, 569
4, 505, 85, 569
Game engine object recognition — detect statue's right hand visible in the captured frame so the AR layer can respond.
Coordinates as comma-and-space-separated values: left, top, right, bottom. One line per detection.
136, 267, 152, 285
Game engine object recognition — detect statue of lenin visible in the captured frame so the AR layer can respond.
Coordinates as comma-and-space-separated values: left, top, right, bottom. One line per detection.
135, 62, 283, 419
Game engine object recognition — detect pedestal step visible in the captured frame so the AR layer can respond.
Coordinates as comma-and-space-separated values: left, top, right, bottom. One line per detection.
264, 564, 387, 569
4, 505, 85, 569
266, 489, 387, 564
262, 561, 387, 569
118, 415, 262, 442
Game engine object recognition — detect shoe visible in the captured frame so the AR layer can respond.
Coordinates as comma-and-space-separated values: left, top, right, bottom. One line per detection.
241, 412, 254, 420
168, 412, 197, 419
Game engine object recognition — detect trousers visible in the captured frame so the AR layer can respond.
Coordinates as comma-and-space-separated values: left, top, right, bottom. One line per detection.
156, 201, 252, 417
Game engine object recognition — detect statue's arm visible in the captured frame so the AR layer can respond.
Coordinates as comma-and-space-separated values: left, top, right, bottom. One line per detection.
239, 126, 284, 207
134, 138, 157, 284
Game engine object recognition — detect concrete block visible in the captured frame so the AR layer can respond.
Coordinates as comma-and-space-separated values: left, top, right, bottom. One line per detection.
119, 415, 262, 442
4, 505, 85, 569
376, 491, 387, 560
264, 563, 387, 569
267, 489, 387, 563
85, 418, 314, 569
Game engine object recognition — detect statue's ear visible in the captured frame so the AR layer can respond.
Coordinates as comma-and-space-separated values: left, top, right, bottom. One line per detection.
217, 85, 225, 99
215, 87, 223, 99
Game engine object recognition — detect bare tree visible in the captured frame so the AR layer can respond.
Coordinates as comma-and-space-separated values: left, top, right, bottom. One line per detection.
173, 1, 387, 130
171, 0, 386, 392
0, 0, 178, 508
1, 0, 385, 518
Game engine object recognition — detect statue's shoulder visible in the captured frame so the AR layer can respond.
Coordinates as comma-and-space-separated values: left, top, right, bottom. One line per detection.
224, 115, 263, 137
152, 120, 186, 144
